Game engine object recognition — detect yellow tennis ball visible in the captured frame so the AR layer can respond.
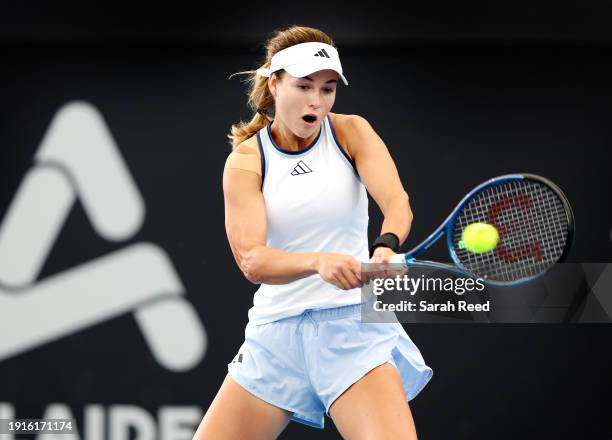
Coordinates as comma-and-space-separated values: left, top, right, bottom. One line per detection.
460, 223, 499, 253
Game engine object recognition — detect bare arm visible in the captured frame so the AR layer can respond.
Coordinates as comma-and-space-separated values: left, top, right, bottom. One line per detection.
223, 146, 362, 289
346, 115, 413, 245
223, 167, 319, 284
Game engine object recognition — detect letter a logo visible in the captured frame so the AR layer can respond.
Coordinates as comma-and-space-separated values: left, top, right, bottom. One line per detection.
0, 102, 206, 371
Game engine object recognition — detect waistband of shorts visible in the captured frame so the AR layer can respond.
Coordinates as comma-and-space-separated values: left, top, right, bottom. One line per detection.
276, 302, 364, 323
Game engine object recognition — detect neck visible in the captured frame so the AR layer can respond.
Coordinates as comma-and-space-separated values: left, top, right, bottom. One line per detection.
269, 119, 319, 152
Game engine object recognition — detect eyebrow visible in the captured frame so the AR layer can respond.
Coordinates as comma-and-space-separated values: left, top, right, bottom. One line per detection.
303, 76, 338, 84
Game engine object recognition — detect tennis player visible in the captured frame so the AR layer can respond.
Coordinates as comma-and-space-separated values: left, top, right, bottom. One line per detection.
193, 26, 433, 440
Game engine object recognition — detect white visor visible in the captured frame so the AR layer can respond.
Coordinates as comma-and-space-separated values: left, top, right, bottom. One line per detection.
256, 42, 348, 86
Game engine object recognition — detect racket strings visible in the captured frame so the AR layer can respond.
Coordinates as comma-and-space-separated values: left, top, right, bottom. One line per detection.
452, 179, 570, 282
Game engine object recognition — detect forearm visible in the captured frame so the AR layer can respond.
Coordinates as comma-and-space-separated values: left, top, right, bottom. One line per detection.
379, 192, 413, 245
240, 245, 321, 285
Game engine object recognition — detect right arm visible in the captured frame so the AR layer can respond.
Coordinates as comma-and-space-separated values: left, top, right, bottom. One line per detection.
223, 148, 362, 289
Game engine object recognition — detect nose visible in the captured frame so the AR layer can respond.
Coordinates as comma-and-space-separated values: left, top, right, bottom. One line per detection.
309, 90, 321, 109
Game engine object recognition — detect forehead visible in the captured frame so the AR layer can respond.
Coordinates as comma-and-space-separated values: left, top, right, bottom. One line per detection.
289, 69, 339, 83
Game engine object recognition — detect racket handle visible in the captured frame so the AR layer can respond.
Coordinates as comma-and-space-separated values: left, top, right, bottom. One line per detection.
389, 253, 408, 267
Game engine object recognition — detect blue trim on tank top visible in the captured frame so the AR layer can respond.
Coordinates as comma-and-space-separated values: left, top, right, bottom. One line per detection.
266, 120, 322, 156
256, 130, 267, 189
327, 115, 361, 180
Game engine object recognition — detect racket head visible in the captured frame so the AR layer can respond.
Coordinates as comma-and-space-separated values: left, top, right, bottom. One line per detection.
446, 174, 574, 285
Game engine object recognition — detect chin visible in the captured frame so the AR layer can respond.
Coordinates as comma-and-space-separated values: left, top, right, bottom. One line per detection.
295, 124, 316, 137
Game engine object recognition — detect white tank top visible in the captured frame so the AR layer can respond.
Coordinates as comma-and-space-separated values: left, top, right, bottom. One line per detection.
247, 115, 369, 324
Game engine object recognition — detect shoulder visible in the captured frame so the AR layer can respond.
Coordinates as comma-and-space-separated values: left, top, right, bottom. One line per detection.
224, 134, 263, 178
329, 113, 371, 136
234, 134, 261, 156
328, 113, 373, 159
329, 112, 369, 128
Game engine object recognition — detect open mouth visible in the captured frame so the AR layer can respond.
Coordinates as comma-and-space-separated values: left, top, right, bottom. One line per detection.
302, 114, 317, 124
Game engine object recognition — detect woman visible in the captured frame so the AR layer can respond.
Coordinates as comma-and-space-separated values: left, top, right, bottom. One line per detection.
194, 26, 433, 440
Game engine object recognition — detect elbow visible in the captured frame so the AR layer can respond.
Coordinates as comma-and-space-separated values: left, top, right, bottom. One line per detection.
244, 270, 262, 285
239, 247, 264, 284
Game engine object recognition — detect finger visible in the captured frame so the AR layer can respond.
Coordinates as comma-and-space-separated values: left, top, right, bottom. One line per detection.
328, 275, 344, 290
335, 272, 352, 290
351, 261, 363, 282
343, 267, 362, 288
342, 270, 358, 289
367, 265, 384, 281
362, 265, 381, 285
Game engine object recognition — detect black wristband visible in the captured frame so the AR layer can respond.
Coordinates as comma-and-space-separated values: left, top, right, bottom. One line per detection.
369, 232, 400, 258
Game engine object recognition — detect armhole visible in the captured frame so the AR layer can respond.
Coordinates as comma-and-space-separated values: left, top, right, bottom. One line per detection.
256, 130, 267, 189
327, 115, 360, 179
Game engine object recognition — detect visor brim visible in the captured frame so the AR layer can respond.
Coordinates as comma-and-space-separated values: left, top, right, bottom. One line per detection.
284, 64, 349, 86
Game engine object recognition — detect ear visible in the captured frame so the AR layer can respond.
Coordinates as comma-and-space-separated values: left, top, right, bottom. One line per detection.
268, 73, 279, 98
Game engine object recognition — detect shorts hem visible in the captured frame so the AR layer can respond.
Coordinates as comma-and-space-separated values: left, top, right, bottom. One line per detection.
324, 357, 393, 417
227, 367, 324, 430
392, 327, 434, 402
324, 349, 434, 417
404, 362, 434, 402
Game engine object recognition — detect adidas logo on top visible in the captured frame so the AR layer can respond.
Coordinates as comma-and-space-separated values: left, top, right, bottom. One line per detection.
314, 48, 330, 58
291, 161, 312, 176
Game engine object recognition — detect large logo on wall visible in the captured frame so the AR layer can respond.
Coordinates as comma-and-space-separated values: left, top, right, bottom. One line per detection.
0, 101, 206, 372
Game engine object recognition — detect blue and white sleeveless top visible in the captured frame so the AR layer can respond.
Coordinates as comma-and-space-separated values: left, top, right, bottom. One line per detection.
247, 115, 369, 324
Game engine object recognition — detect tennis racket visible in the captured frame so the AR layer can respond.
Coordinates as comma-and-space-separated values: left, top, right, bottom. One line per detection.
388, 173, 574, 286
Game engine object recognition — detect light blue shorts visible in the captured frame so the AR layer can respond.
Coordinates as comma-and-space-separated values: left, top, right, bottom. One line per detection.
227, 303, 433, 429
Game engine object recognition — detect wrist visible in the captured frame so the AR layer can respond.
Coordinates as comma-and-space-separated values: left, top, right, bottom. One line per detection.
309, 252, 323, 274
369, 232, 400, 258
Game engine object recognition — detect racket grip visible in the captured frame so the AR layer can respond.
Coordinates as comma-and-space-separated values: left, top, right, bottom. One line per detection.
389, 253, 408, 267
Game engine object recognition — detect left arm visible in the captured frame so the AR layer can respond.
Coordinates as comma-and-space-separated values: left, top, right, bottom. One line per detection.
343, 115, 413, 262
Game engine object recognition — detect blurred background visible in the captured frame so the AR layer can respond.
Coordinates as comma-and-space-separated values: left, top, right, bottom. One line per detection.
1, 1, 611, 438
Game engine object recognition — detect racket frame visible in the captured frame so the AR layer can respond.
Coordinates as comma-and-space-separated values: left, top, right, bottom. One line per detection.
393, 173, 575, 286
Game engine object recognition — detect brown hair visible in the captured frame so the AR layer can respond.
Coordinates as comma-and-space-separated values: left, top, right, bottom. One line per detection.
228, 25, 336, 148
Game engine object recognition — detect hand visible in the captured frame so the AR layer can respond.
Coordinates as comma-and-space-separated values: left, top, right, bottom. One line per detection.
366, 247, 408, 281
316, 253, 363, 290
370, 246, 397, 264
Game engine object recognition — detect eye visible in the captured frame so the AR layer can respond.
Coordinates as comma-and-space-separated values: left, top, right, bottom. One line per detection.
298, 85, 309, 90
324, 88, 335, 94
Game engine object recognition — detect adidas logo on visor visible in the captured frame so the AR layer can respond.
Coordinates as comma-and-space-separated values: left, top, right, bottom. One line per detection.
314, 48, 331, 58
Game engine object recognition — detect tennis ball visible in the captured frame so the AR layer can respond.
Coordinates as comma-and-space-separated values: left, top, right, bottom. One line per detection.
460, 223, 499, 253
